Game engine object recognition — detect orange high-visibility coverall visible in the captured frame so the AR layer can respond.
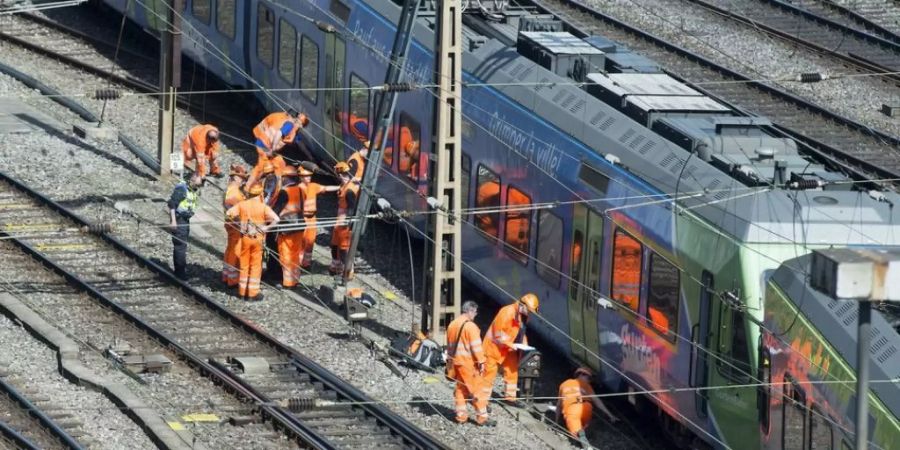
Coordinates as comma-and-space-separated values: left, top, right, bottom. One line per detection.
483, 303, 528, 401
181, 124, 221, 178
246, 155, 286, 196
222, 182, 245, 286
298, 182, 323, 268
505, 188, 530, 254
226, 197, 277, 298
446, 316, 490, 424
559, 378, 594, 434
330, 182, 359, 273
347, 150, 366, 181
275, 184, 303, 287
253, 112, 299, 158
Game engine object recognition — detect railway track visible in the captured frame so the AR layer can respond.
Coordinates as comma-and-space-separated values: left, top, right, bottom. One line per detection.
528, 0, 900, 187
0, 374, 84, 450
686, 0, 900, 80
796, 0, 900, 42
0, 172, 448, 450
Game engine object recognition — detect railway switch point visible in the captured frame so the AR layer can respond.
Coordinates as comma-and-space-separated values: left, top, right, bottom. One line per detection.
231, 356, 271, 376
73, 121, 117, 141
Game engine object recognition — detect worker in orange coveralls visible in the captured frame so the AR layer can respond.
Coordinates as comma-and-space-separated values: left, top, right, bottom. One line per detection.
557, 367, 618, 448
297, 166, 339, 269
347, 140, 369, 182
475, 180, 500, 236
329, 162, 360, 277
483, 293, 540, 402
181, 124, 221, 180
226, 184, 279, 301
446, 301, 495, 427
221, 164, 248, 286
271, 166, 303, 288
247, 110, 308, 187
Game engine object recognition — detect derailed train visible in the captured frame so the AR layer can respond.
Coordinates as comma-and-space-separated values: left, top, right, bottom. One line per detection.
102, 0, 900, 446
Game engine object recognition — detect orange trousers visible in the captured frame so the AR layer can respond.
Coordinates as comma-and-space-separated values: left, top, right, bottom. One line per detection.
238, 235, 264, 298
484, 353, 520, 401
563, 402, 592, 434
300, 216, 316, 268
183, 146, 220, 178
277, 230, 303, 287
453, 364, 489, 424
222, 225, 241, 286
330, 225, 352, 273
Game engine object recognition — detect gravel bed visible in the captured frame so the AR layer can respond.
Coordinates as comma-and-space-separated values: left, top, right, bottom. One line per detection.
0, 312, 154, 449
0, 21, 590, 450
583, 0, 900, 138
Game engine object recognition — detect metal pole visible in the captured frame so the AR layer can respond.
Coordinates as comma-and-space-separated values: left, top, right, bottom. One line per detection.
424, 0, 463, 343
157, 0, 181, 177
855, 301, 871, 450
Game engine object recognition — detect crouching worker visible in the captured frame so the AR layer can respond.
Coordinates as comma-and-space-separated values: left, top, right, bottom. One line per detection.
557, 367, 618, 448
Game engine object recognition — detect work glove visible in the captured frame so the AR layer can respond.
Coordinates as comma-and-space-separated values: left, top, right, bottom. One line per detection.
476, 362, 485, 376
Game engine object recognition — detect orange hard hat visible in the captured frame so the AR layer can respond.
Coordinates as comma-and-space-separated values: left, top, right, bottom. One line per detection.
298, 166, 314, 176
262, 162, 275, 174
248, 183, 264, 196
334, 162, 351, 174
281, 165, 298, 178
519, 293, 539, 313
574, 367, 593, 379
229, 164, 248, 178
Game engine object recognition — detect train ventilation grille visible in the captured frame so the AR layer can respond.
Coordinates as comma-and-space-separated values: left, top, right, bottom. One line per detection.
619, 129, 636, 143
638, 141, 656, 155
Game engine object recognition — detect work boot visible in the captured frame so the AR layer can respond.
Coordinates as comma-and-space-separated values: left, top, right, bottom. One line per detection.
475, 418, 496, 427
248, 293, 265, 302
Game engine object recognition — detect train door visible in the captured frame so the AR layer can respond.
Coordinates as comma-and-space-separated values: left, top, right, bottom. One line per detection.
691, 271, 714, 417
567, 204, 602, 370
323, 34, 345, 160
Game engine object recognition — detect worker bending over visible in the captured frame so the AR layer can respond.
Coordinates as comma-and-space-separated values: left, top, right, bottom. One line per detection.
446, 301, 494, 427
249, 110, 307, 186
181, 124, 221, 180
330, 162, 359, 277
298, 166, 339, 269
558, 367, 618, 448
222, 164, 248, 286
226, 184, 279, 301
483, 293, 539, 402
271, 166, 303, 288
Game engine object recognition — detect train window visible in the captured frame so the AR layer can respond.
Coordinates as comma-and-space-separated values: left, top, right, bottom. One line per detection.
504, 187, 531, 263
215, 0, 235, 39
278, 19, 297, 84
475, 165, 500, 239
578, 163, 609, 197
717, 308, 752, 383
299, 36, 318, 103
647, 253, 678, 339
810, 408, 833, 450
256, 3, 275, 67
782, 380, 808, 450
398, 113, 422, 181
611, 229, 642, 311
348, 75, 370, 146
461, 153, 471, 219
536, 210, 562, 287
192, 0, 211, 24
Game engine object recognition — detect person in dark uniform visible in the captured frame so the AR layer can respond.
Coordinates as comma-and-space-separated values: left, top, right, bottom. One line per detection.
167, 174, 202, 280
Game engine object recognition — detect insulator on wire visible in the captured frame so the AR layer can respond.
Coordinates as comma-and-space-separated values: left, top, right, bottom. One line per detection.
80, 224, 113, 234
787, 179, 823, 190
380, 82, 415, 92
287, 397, 317, 412
93, 89, 121, 100
795, 73, 827, 83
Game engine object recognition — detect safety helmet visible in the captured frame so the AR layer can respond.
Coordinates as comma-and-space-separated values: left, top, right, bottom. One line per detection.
519, 293, 539, 313
281, 165, 298, 178
248, 183, 264, 196
298, 166, 314, 176
229, 164, 248, 178
334, 162, 351, 174
574, 367, 593, 379
262, 162, 275, 174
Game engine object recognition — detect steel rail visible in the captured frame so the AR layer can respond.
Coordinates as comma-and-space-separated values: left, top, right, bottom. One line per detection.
814, 0, 900, 44
684, 0, 900, 83
526, 0, 900, 188
0, 375, 85, 450
0, 418, 42, 450
0, 170, 449, 450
